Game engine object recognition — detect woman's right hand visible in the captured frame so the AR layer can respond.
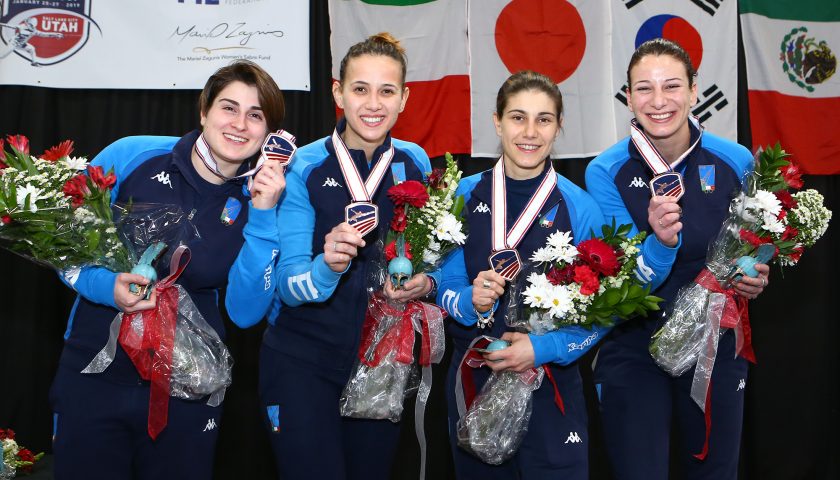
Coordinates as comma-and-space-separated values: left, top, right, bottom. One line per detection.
648, 195, 683, 247
114, 273, 157, 313
323, 222, 366, 273
472, 269, 506, 313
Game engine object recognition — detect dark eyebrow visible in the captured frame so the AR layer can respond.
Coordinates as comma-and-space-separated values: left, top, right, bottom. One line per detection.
506, 109, 555, 117
218, 97, 262, 111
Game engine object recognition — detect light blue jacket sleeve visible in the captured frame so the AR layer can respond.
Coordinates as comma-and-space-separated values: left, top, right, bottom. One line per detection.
529, 178, 613, 367
59, 136, 178, 309
272, 159, 343, 309
225, 203, 280, 328
584, 147, 679, 292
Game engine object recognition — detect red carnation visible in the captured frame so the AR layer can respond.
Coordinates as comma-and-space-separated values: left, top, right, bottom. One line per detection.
774, 190, 798, 210
41, 140, 75, 162
63, 174, 91, 207
781, 162, 803, 190
573, 264, 601, 295
384, 239, 412, 261
1, 215, 11, 225
427, 168, 447, 190
546, 264, 575, 285
390, 204, 407, 232
0, 428, 15, 440
739, 229, 771, 247
387, 180, 429, 208
5, 134, 29, 155
576, 238, 620, 276
87, 165, 116, 190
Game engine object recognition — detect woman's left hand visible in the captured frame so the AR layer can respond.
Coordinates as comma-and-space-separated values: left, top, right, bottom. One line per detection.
250, 160, 286, 210
483, 332, 535, 373
383, 273, 433, 303
732, 263, 770, 300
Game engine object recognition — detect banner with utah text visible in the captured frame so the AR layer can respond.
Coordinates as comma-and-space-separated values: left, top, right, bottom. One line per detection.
0, 0, 310, 90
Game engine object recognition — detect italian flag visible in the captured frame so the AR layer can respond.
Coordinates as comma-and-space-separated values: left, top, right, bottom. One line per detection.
328, 0, 471, 158
740, 0, 840, 174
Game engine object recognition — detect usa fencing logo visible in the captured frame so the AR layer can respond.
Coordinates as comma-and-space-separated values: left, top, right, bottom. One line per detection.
0, 0, 99, 66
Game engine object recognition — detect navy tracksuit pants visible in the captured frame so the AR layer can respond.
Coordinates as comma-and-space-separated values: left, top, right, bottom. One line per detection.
594, 322, 748, 480
258, 345, 402, 480
50, 364, 221, 479
445, 345, 589, 480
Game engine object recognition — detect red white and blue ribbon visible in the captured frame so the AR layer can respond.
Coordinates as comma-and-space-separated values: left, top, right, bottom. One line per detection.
194, 133, 266, 181
331, 128, 395, 203
630, 116, 703, 198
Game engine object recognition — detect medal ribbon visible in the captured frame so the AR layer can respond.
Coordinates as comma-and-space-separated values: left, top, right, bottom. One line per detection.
491, 157, 557, 252
194, 133, 264, 181
332, 128, 395, 202
629, 115, 703, 175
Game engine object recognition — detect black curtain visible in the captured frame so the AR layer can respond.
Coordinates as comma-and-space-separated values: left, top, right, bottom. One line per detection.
1, 3, 837, 479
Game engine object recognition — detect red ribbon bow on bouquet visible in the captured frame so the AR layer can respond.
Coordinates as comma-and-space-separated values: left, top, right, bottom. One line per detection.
119, 246, 191, 440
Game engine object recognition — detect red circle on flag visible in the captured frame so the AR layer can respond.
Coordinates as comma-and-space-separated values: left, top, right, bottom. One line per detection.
494, 0, 586, 84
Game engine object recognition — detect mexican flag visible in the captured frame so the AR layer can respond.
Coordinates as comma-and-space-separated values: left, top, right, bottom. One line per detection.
741, 0, 840, 174
328, 0, 470, 158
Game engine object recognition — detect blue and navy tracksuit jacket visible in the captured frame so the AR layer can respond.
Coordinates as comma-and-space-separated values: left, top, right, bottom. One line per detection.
60, 130, 251, 381
226, 123, 432, 377
435, 161, 607, 478
584, 125, 754, 478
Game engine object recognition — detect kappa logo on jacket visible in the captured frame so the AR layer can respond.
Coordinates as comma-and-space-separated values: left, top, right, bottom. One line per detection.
628, 176, 647, 188
151, 170, 173, 189
203, 418, 217, 432
737, 378, 746, 391
322, 177, 343, 188
473, 202, 490, 213
565, 431, 583, 444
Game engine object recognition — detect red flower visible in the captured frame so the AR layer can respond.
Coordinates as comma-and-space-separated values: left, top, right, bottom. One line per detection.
788, 246, 804, 264
774, 190, 798, 210
87, 165, 116, 190
390, 204, 407, 232
781, 162, 803, 189
63, 174, 91, 207
0, 138, 6, 170
387, 180, 429, 208
384, 239, 412, 261
782, 225, 799, 241
17, 448, 34, 462
576, 238, 620, 276
739, 229, 771, 247
427, 168, 447, 190
573, 264, 601, 295
5, 134, 29, 155
546, 264, 576, 285
41, 140, 75, 162
0, 428, 15, 440
776, 208, 788, 221
1, 215, 11, 225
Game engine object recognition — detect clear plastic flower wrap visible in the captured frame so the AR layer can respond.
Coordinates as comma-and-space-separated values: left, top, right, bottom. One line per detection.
505, 261, 556, 335
456, 367, 544, 465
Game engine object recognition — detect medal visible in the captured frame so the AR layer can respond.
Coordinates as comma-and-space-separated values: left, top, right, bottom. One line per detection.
332, 128, 394, 236
345, 202, 379, 236
261, 130, 297, 167
489, 157, 556, 281
630, 116, 703, 201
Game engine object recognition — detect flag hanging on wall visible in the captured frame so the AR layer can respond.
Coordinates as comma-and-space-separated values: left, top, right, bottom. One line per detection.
468, 0, 613, 159
328, 0, 471, 158
611, 0, 739, 142
741, 0, 840, 175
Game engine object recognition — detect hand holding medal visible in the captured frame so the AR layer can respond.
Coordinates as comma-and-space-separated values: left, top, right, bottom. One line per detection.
250, 130, 296, 210
648, 195, 683, 247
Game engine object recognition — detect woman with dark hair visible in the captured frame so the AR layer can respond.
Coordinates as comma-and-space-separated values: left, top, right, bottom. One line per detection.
436, 70, 607, 479
586, 38, 769, 479
226, 33, 435, 479
50, 60, 286, 479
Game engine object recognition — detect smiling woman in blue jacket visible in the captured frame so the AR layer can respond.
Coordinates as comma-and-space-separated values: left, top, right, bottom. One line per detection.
436, 70, 608, 480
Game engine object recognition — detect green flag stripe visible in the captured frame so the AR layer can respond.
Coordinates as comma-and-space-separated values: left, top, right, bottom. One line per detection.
361, 0, 436, 5
740, 0, 840, 22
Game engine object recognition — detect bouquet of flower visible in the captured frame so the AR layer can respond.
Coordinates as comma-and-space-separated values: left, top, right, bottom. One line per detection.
0, 135, 130, 272
1, 428, 43, 478
506, 221, 663, 334
649, 144, 831, 412
383, 152, 467, 283
1, 134, 233, 440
